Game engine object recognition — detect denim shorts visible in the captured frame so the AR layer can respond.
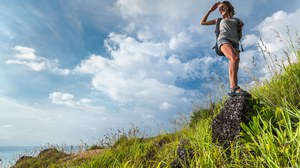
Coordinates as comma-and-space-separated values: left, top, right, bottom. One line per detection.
217, 38, 240, 56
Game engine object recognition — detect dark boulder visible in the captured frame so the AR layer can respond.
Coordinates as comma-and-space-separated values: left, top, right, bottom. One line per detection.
211, 96, 253, 144
170, 139, 194, 168
12, 148, 69, 168
13, 156, 34, 165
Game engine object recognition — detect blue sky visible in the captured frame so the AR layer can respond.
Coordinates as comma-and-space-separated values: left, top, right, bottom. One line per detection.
1, 0, 300, 146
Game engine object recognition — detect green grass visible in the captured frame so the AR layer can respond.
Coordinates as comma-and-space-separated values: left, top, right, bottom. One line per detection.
13, 38, 300, 167
251, 60, 300, 109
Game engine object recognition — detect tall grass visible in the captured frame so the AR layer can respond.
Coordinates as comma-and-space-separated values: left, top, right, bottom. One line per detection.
251, 60, 300, 109
240, 32, 300, 167
251, 32, 300, 109
72, 101, 299, 167
241, 105, 300, 167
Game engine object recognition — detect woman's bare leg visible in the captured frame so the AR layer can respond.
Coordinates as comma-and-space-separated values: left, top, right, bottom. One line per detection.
220, 43, 240, 89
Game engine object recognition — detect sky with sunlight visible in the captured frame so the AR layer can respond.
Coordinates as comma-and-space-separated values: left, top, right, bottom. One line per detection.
1, 0, 300, 146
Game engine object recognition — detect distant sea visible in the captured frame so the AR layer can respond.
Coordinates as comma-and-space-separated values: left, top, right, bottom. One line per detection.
0, 146, 36, 168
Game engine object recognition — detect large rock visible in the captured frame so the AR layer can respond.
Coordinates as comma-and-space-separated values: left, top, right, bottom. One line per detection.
170, 139, 194, 168
12, 148, 69, 168
211, 96, 253, 143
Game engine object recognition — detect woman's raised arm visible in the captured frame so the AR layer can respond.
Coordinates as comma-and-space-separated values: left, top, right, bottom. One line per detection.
200, 2, 220, 25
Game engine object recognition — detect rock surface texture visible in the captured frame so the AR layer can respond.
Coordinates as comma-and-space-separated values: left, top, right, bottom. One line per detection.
211, 96, 253, 143
170, 139, 194, 168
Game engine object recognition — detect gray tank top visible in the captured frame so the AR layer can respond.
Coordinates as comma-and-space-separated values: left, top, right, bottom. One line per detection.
217, 18, 239, 44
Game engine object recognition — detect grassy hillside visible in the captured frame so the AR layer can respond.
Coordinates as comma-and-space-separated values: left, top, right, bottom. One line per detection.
13, 49, 300, 167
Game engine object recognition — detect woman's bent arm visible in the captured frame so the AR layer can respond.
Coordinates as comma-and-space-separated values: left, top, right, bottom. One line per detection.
200, 10, 216, 25
200, 2, 220, 25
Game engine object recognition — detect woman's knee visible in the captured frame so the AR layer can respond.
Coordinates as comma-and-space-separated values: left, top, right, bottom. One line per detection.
227, 54, 239, 63
232, 55, 240, 63
221, 44, 239, 62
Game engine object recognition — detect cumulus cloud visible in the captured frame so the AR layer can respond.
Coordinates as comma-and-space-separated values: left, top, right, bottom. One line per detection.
48, 92, 91, 108
242, 34, 260, 48
255, 9, 300, 55
159, 101, 173, 110
116, 0, 193, 21
168, 32, 192, 51
76, 33, 182, 101
6, 46, 70, 75
73, 32, 207, 119
114, 0, 205, 42
241, 9, 300, 79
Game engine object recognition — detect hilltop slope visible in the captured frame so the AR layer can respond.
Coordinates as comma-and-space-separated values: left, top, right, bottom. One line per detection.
13, 51, 300, 167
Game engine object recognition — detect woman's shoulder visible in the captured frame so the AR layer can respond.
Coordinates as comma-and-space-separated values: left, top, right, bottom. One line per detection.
223, 18, 242, 24
233, 17, 243, 22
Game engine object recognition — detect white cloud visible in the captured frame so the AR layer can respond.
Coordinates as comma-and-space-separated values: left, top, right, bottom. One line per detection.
115, 0, 205, 41
255, 9, 300, 53
48, 92, 91, 107
137, 28, 153, 42
242, 9, 300, 79
74, 32, 200, 119
116, 0, 196, 21
183, 56, 219, 80
168, 32, 192, 51
6, 46, 70, 75
14, 46, 36, 60
242, 34, 260, 48
2, 124, 13, 128
74, 54, 108, 74
0, 96, 111, 145
141, 114, 154, 119
159, 101, 173, 110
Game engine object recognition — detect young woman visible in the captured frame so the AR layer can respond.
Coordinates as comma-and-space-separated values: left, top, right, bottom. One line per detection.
200, 1, 250, 96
